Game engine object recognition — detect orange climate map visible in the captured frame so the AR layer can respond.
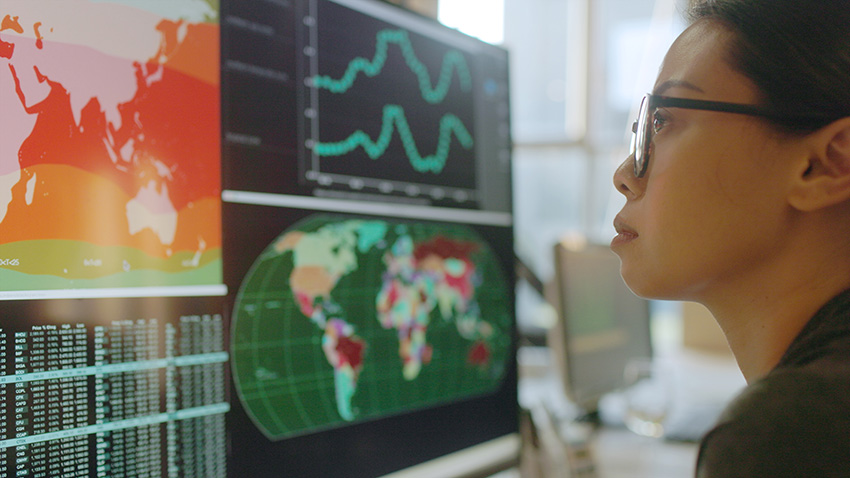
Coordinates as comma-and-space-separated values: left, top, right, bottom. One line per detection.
0, 1, 221, 293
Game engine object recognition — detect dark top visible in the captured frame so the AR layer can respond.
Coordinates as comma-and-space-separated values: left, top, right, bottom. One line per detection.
696, 289, 850, 477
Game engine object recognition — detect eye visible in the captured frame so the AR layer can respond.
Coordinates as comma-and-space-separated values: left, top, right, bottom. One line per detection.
651, 109, 670, 134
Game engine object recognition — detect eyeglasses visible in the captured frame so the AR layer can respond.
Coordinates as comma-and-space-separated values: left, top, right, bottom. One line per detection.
630, 93, 776, 178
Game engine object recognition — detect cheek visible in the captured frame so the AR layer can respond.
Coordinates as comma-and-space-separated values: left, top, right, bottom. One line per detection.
647, 130, 768, 243
631, 162, 786, 298
623, 162, 735, 297
646, 165, 721, 246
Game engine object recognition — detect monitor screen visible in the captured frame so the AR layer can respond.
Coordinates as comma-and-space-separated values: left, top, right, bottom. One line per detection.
0, 0, 518, 476
548, 241, 652, 412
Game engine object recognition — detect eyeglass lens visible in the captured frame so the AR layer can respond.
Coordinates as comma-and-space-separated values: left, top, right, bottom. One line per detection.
633, 94, 651, 177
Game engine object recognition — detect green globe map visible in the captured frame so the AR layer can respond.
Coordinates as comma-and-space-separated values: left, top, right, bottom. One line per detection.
231, 214, 513, 439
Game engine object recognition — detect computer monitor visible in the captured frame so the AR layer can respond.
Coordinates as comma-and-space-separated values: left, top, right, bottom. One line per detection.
0, 0, 518, 476
1, 2, 228, 476
222, 0, 517, 475
548, 240, 653, 413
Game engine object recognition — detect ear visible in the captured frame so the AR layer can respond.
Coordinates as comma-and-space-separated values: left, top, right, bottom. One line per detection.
787, 117, 850, 212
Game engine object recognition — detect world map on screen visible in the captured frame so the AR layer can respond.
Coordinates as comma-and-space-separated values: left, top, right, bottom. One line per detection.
231, 215, 513, 439
0, 0, 221, 292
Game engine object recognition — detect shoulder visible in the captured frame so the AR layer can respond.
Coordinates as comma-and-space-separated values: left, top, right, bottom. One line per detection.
724, 362, 850, 418
696, 365, 850, 478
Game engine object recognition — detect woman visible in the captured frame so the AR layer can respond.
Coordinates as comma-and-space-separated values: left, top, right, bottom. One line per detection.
611, 0, 850, 476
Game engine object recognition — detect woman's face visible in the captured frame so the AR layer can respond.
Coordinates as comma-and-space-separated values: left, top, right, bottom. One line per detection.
611, 20, 801, 301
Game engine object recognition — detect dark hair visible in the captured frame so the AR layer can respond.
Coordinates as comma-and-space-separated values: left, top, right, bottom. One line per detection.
689, 0, 850, 135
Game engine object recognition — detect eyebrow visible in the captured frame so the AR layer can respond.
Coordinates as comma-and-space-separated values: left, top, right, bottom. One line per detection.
652, 79, 705, 96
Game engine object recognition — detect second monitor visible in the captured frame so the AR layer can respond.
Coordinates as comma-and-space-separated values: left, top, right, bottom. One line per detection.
548, 240, 653, 413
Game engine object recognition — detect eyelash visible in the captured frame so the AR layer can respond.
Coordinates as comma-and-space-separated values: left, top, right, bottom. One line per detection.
652, 109, 669, 134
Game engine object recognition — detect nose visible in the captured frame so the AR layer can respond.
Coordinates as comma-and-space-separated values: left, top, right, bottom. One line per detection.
613, 155, 641, 199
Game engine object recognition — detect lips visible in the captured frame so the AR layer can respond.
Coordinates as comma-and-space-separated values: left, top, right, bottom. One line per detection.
611, 216, 638, 247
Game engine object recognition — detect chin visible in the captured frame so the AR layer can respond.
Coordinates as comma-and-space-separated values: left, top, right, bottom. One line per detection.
621, 278, 652, 299
619, 267, 676, 301
616, 260, 643, 294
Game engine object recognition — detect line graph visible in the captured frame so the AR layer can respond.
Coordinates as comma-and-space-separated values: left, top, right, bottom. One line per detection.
298, 0, 481, 201
311, 29, 472, 104
313, 104, 473, 174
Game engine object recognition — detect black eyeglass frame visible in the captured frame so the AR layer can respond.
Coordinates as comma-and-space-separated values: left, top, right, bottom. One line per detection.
630, 93, 777, 178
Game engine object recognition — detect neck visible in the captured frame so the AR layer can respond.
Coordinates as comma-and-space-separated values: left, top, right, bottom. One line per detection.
698, 233, 850, 383
707, 289, 815, 382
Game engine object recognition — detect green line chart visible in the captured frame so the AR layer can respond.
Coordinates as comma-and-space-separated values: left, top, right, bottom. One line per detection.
311, 29, 472, 104
313, 104, 473, 174
298, 0, 480, 195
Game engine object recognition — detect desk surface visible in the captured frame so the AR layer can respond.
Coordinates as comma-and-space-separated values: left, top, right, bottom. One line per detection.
496, 427, 698, 478
517, 346, 743, 478
593, 427, 697, 478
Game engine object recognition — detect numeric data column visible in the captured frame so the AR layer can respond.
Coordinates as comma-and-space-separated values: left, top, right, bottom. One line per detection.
178, 314, 226, 478
0, 329, 7, 477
